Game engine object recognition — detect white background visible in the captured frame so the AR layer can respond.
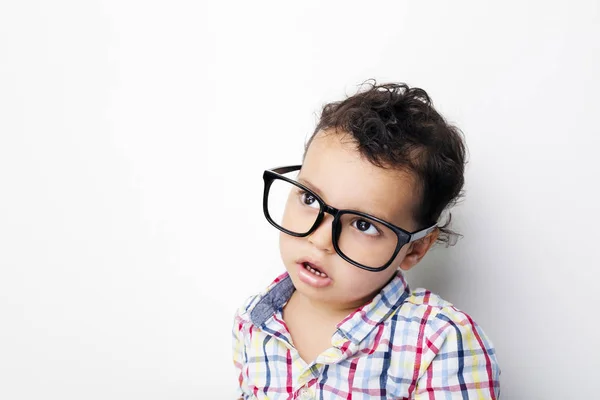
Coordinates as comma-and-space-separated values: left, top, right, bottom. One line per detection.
1, 1, 599, 399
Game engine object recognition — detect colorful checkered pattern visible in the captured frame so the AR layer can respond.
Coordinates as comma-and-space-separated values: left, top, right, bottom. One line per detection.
232, 272, 500, 399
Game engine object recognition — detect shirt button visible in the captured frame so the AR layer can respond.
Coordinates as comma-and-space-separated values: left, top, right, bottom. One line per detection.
298, 386, 313, 399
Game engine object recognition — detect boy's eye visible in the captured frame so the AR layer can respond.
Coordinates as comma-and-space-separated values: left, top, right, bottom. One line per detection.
352, 219, 380, 236
300, 191, 319, 208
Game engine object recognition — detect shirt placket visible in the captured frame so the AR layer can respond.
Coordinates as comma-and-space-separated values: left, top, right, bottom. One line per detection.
294, 333, 359, 399
269, 313, 358, 399
262, 311, 316, 398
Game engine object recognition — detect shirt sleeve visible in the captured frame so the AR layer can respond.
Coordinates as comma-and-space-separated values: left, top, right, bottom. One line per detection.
232, 300, 253, 399
414, 307, 501, 399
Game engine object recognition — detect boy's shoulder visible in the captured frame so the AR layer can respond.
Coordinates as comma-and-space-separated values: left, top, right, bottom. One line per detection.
402, 287, 479, 326
405, 287, 453, 307
397, 287, 495, 350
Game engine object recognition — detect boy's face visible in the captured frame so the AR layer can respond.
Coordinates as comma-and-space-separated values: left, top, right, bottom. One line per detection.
279, 130, 436, 311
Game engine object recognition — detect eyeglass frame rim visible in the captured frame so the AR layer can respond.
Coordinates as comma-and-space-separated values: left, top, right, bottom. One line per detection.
262, 165, 438, 272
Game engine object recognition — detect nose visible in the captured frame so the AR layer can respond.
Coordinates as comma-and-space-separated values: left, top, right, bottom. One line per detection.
308, 214, 334, 253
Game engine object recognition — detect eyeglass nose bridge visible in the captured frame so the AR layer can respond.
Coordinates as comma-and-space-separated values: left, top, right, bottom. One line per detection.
322, 204, 340, 217
308, 203, 342, 240
305, 203, 341, 237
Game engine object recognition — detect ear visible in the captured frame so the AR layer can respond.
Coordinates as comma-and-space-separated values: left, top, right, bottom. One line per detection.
398, 228, 439, 271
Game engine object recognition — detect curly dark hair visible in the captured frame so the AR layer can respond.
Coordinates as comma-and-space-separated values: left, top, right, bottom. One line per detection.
304, 81, 467, 246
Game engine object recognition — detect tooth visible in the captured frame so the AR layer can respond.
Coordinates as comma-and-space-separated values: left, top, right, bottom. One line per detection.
303, 262, 328, 277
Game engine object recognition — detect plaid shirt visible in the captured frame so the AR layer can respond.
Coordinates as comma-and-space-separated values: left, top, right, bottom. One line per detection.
232, 272, 500, 399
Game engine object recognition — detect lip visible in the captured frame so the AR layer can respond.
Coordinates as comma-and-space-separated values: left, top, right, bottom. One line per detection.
294, 257, 333, 288
295, 256, 329, 276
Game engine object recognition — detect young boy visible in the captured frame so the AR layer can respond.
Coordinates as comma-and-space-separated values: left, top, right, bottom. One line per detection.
232, 82, 500, 399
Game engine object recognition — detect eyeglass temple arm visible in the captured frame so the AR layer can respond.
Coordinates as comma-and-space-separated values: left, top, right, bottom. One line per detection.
408, 224, 438, 242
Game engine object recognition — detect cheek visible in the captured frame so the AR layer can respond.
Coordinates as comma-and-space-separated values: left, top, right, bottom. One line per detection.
388, 244, 410, 268
279, 233, 298, 261
341, 266, 398, 296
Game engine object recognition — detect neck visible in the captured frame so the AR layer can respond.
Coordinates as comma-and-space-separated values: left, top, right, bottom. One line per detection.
292, 290, 376, 322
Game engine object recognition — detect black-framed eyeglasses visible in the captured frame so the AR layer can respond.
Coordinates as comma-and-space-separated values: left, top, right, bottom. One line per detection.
262, 165, 437, 272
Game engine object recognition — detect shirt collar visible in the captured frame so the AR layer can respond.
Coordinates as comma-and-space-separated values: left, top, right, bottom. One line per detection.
335, 271, 411, 345
249, 271, 411, 346
249, 272, 295, 327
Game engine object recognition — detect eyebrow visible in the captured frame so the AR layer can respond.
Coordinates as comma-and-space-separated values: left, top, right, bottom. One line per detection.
297, 176, 396, 223
297, 176, 324, 197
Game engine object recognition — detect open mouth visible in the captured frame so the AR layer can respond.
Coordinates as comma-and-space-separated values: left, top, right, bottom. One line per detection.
302, 262, 328, 278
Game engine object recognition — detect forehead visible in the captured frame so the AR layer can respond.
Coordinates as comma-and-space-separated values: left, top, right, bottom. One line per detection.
299, 131, 420, 230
